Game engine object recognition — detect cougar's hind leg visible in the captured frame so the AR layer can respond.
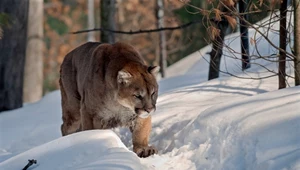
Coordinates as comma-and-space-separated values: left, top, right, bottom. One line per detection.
60, 78, 81, 136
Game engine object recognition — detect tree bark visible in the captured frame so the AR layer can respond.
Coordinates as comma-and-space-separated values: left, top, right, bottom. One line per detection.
208, 20, 228, 80
208, 0, 235, 80
238, 0, 251, 70
0, 0, 29, 111
23, 0, 43, 103
279, 0, 288, 89
87, 0, 95, 42
156, 0, 167, 78
294, 0, 300, 86
100, 0, 115, 43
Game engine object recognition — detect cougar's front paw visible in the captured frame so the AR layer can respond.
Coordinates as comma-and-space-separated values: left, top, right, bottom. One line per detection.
134, 146, 158, 158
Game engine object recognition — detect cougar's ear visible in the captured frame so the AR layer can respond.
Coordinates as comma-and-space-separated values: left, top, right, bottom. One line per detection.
118, 70, 132, 85
148, 66, 160, 76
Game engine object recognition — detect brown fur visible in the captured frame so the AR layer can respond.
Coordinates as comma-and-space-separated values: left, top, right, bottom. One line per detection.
59, 42, 159, 158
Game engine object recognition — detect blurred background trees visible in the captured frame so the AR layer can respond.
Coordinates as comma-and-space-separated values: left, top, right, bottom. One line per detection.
0, 0, 29, 111
100, 0, 115, 43
156, 0, 167, 77
87, 0, 95, 42
23, 0, 44, 103
42, 0, 187, 93
294, 0, 300, 85
41, 0, 228, 92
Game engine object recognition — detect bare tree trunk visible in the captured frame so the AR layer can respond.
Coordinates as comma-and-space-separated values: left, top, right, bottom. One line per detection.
208, 1, 236, 80
294, 0, 300, 86
100, 0, 115, 43
156, 0, 167, 78
0, 0, 29, 111
208, 20, 228, 80
279, 0, 288, 89
23, 0, 43, 103
238, 0, 250, 70
87, 0, 95, 42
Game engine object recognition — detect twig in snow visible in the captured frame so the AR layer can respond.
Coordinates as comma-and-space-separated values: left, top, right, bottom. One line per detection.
22, 159, 37, 170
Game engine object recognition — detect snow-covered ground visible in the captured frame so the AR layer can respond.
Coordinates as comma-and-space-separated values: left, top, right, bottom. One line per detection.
1, 10, 299, 170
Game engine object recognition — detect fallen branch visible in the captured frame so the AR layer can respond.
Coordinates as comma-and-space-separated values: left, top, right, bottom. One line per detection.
22, 159, 37, 170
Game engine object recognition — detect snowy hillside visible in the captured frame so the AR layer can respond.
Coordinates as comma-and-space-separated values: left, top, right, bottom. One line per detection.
1, 78, 299, 170
1, 10, 299, 170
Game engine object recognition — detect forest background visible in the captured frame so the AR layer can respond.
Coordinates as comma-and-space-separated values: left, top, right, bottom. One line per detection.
43, 0, 268, 93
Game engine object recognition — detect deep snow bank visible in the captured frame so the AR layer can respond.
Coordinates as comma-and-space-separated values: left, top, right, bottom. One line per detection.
141, 86, 300, 170
0, 130, 145, 170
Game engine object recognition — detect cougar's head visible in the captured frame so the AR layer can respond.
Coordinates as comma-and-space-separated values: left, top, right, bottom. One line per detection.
117, 64, 159, 118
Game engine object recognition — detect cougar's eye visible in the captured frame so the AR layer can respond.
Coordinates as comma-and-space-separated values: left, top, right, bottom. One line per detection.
152, 91, 156, 96
151, 91, 157, 98
134, 94, 143, 100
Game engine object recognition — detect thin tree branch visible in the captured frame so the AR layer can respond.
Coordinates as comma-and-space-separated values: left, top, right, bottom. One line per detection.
218, 1, 296, 59
71, 20, 203, 35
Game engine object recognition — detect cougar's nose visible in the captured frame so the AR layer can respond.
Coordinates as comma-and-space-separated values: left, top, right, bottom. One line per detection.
145, 107, 154, 113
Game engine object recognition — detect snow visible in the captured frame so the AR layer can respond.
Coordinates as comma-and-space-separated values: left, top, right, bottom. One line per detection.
1, 10, 299, 170
151, 86, 300, 170
0, 130, 144, 170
